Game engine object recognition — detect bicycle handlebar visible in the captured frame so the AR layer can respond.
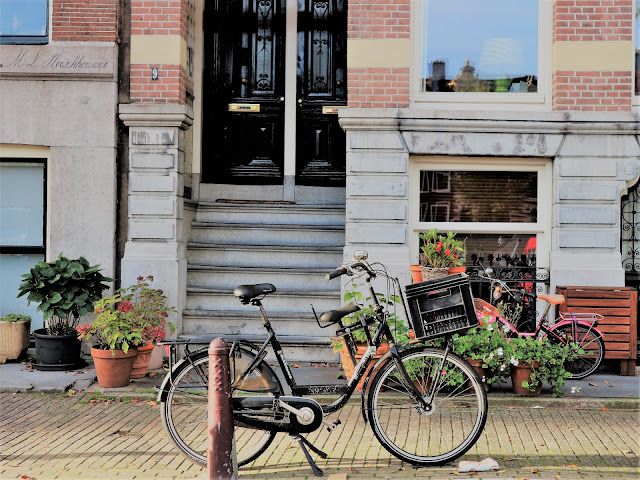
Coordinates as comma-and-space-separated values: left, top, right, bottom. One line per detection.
326, 266, 349, 280
326, 258, 376, 281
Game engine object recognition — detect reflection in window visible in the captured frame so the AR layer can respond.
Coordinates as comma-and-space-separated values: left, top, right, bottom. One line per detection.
419, 0, 538, 93
0, 0, 48, 44
419, 170, 537, 223
636, 5, 639, 95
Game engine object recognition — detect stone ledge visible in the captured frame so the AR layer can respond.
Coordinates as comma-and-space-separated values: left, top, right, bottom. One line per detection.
119, 103, 194, 128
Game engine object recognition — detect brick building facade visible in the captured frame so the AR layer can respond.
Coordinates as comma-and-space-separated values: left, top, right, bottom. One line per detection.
1, 0, 638, 357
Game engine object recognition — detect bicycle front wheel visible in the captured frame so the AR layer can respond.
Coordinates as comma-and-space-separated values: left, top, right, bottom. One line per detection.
160, 349, 281, 466
367, 346, 487, 466
549, 324, 605, 379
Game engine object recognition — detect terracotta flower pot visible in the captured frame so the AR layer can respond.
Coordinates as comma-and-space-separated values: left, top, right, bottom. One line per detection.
448, 266, 467, 275
148, 344, 165, 370
130, 343, 155, 379
466, 358, 491, 392
91, 347, 138, 388
510, 361, 542, 396
409, 265, 423, 284
340, 343, 389, 392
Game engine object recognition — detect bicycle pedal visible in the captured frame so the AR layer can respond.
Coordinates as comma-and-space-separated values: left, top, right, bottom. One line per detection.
324, 419, 341, 432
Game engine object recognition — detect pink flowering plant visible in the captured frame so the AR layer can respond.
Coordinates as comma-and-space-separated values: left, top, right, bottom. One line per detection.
77, 275, 176, 352
418, 229, 466, 268
76, 295, 142, 353
120, 275, 176, 345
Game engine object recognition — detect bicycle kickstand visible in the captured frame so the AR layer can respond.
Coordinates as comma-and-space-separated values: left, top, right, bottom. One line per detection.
290, 433, 327, 477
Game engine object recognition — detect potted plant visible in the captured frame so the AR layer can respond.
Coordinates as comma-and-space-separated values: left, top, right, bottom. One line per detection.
17, 254, 112, 370
415, 229, 466, 282
0, 314, 31, 363
123, 276, 176, 379
76, 294, 143, 387
453, 315, 509, 391
505, 335, 578, 397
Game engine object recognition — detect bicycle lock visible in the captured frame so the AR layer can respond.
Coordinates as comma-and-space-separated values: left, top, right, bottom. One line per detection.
208, 338, 237, 480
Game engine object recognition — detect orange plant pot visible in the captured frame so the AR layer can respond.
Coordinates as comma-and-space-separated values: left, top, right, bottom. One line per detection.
409, 265, 423, 283
466, 358, 492, 392
91, 347, 138, 388
130, 343, 155, 379
340, 343, 389, 392
447, 266, 467, 275
510, 361, 542, 396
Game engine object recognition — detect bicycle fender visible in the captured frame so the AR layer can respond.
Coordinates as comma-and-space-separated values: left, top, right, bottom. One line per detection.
549, 321, 604, 338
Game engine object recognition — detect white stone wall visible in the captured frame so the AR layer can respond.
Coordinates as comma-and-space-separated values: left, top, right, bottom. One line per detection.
340, 109, 640, 292
0, 43, 119, 279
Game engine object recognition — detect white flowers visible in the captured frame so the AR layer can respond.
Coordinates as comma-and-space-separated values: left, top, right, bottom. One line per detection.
496, 347, 504, 356
503, 324, 511, 333
510, 357, 519, 367
499, 363, 506, 372
570, 386, 582, 394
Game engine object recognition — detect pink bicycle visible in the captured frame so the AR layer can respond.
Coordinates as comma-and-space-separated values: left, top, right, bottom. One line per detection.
475, 264, 605, 379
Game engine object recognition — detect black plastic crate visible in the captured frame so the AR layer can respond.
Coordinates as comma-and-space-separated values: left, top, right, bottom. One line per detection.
404, 274, 478, 340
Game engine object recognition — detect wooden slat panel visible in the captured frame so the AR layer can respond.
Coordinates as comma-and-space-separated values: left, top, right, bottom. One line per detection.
602, 334, 631, 342
597, 325, 631, 334
556, 286, 636, 361
566, 298, 632, 307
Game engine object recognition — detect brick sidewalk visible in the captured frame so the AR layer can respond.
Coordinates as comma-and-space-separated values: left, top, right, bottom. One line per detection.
0, 392, 638, 480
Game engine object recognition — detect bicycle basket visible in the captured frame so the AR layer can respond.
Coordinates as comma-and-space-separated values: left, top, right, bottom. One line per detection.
404, 274, 478, 340
473, 298, 501, 318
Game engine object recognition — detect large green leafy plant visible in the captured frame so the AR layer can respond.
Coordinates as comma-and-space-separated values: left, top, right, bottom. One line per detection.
17, 254, 112, 335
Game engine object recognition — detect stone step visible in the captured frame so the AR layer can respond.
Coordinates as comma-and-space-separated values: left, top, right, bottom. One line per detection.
185, 286, 341, 313
179, 333, 339, 363
187, 243, 343, 268
182, 309, 338, 338
195, 202, 346, 225
190, 222, 345, 246
187, 264, 338, 290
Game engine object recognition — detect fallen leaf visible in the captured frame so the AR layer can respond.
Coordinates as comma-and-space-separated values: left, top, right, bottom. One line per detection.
589, 382, 598, 387
601, 407, 608, 411
148, 371, 158, 377
149, 400, 158, 406
348, 467, 360, 473
566, 464, 579, 468
531, 467, 539, 473
506, 457, 516, 461
604, 381, 610, 384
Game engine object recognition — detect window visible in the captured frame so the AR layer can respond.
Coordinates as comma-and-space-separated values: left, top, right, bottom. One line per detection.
412, 0, 550, 108
0, 0, 49, 44
411, 158, 552, 329
634, 1, 640, 103
0, 160, 46, 327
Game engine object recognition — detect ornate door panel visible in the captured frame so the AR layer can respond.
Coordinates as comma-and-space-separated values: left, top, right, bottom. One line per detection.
202, 0, 346, 186
296, 0, 347, 186
203, 0, 286, 184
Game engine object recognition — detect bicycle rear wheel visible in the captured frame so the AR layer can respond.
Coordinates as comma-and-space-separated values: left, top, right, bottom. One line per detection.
367, 346, 487, 466
549, 324, 605, 379
160, 349, 281, 466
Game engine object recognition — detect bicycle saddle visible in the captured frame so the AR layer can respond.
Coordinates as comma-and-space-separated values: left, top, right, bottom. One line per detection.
320, 303, 360, 324
234, 283, 277, 304
538, 293, 565, 305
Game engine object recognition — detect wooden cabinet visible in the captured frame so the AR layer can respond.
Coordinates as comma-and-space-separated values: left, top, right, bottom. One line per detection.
556, 286, 637, 376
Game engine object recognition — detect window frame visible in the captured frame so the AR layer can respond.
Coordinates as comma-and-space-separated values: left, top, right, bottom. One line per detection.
410, 0, 553, 111
0, 158, 47, 256
633, 0, 639, 109
409, 156, 552, 268
0, 0, 50, 45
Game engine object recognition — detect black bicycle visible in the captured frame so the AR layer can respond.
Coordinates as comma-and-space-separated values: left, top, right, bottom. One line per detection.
157, 251, 487, 475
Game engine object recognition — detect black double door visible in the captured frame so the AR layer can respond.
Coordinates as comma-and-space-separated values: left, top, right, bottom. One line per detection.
202, 0, 347, 186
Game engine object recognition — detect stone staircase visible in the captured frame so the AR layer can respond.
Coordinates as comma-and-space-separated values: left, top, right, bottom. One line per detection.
183, 201, 346, 362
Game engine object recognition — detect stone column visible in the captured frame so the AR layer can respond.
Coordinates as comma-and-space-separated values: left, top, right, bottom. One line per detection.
551, 133, 640, 287
119, 104, 194, 333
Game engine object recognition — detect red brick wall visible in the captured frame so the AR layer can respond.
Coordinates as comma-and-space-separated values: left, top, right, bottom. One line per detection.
130, 0, 189, 104
51, 0, 118, 42
553, 0, 634, 111
347, 0, 410, 108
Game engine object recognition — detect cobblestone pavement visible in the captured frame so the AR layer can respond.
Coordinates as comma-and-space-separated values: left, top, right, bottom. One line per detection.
0, 392, 638, 480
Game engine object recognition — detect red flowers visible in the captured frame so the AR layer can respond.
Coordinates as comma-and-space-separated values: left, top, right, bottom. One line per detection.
436, 242, 442, 253
117, 301, 133, 313
444, 249, 451, 256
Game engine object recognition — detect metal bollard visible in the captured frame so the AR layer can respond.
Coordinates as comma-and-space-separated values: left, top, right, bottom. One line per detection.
208, 338, 236, 480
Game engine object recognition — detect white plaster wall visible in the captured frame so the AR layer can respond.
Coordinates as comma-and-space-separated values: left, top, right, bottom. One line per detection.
0, 79, 118, 279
